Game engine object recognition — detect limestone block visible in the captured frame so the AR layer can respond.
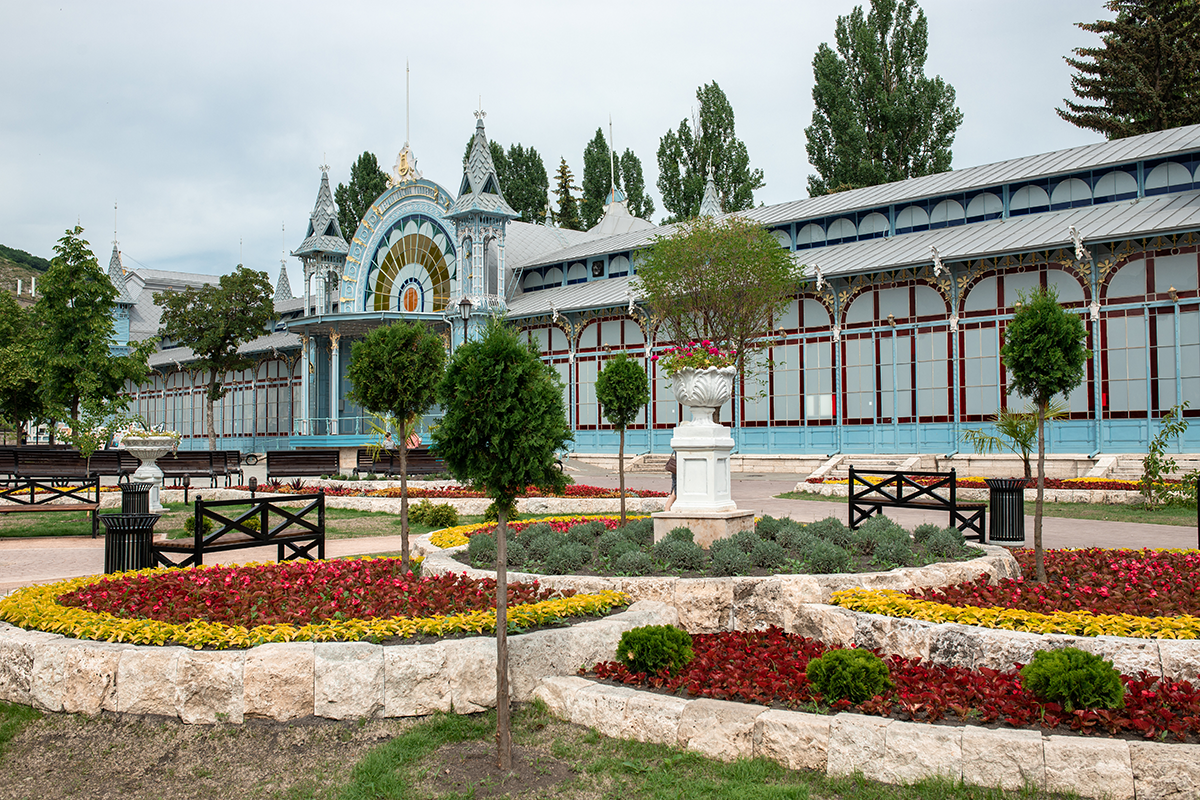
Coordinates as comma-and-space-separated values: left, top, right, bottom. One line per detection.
1070, 635, 1163, 679
677, 698, 763, 761
383, 642, 451, 717
445, 637, 499, 714
732, 577, 790, 631
176, 650, 244, 724
313, 642, 384, 720
1043, 735, 1134, 800
0, 626, 62, 705
876, 719, 962, 784
617, 577, 677, 605
116, 646, 185, 716
29, 639, 123, 715
1129, 740, 1200, 799
960, 726, 1044, 792
1157, 640, 1200, 682
853, 613, 933, 661
929, 624, 988, 670
790, 604, 857, 647
674, 578, 733, 633
620, 690, 689, 745
776, 575, 825, 607
531, 676, 593, 718
825, 713, 892, 778
624, 600, 680, 628
243, 642, 314, 721
969, 628, 1042, 673
754, 709, 830, 772
571, 684, 638, 738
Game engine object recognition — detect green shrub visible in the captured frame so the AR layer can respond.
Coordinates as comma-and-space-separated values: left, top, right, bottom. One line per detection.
613, 550, 654, 576
853, 516, 907, 554
751, 539, 787, 570
1019, 647, 1125, 712
425, 503, 459, 528
183, 516, 214, 536
525, 529, 567, 563
912, 523, 942, 544
871, 537, 912, 570
598, 530, 631, 558
366, 472, 378, 481
623, 517, 654, 546
709, 545, 752, 576
543, 542, 591, 575
408, 498, 435, 525
665, 526, 694, 544
568, 520, 608, 543
925, 527, 967, 558
606, 539, 640, 563
616, 625, 694, 676
467, 532, 496, 568
655, 538, 706, 572
755, 515, 786, 541
806, 648, 893, 704
519, 522, 554, 540
804, 540, 852, 574
729, 528, 761, 554
777, 524, 816, 551
484, 498, 519, 522
505, 538, 527, 567
806, 517, 853, 549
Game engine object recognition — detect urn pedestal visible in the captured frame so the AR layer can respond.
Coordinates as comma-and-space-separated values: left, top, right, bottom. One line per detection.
121, 435, 177, 513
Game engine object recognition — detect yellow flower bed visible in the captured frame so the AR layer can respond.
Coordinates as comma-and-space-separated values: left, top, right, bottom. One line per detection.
830, 587, 1200, 640
429, 514, 648, 549
0, 561, 630, 651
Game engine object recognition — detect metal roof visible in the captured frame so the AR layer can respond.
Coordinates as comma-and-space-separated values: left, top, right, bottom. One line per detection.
447, 116, 520, 220
292, 170, 349, 257
507, 274, 638, 317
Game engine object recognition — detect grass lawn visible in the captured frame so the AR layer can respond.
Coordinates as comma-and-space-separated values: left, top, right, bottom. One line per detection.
775, 490, 1198, 528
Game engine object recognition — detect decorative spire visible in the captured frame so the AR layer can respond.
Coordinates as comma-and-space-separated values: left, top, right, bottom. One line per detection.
292, 167, 349, 258
107, 243, 135, 305
543, 199, 555, 227
447, 109, 519, 220
275, 264, 294, 303
699, 163, 722, 218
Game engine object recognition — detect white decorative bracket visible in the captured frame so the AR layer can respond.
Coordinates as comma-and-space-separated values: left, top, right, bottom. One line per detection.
1069, 225, 1092, 263
949, 314, 959, 333
930, 245, 944, 277
1089, 300, 1101, 321
813, 264, 827, 292
832, 325, 841, 343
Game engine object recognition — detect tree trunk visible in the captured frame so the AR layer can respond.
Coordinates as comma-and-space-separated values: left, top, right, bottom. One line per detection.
1034, 402, 1047, 583
399, 439, 410, 574
495, 504, 512, 771
206, 389, 217, 452
618, 427, 626, 527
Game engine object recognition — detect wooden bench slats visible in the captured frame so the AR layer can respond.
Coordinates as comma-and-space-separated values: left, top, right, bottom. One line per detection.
353, 447, 446, 478
266, 450, 341, 481
849, 466, 985, 542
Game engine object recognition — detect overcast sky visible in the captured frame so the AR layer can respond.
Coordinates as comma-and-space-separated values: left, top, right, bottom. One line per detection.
1, 0, 1109, 291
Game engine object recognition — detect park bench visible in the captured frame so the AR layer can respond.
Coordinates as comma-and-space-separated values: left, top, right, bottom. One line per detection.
266, 449, 341, 482
151, 492, 325, 568
213, 450, 245, 487
0, 476, 100, 537
85, 449, 141, 484
159, 450, 218, 487
352, 447, 447, 478
848, 466, 985, 542
12, 449, 92, 483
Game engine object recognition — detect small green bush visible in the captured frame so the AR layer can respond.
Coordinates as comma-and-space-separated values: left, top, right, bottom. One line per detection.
613, 550, 654, 576
755, 515, 786, 541
912, 523, 942, 544
366, 472, 378, 481
665, 526, 694, 544
806, 648, 893, 704
709, 545, 752, 576
729, 528, 762, 554
616, 625, 694, 676
484, 498, 519, 522
569, 520, 608, 542
871, 537, 912, 570
505, 538, 527, 567
425, 503, 458, 528
804, 540, 852, 574
598, 530, 631, 558
1020, 647, 1125, 712
655, 538, 706, 572
751, 539, 787, 570
776, 524, 816, 551
183, 516, 214, 536
525, 529, 567, 563
543, 542, 591, 575
606, 539, 640, 563
467, 532, 496, 567
805, 517, 853, 549
408, 498, 435, 525
623, 517, 654, 546
925, 527, 967, 558
853, 516, 907, 554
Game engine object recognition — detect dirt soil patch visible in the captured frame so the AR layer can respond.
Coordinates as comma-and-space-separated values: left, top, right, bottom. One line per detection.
416, 742, 576, 798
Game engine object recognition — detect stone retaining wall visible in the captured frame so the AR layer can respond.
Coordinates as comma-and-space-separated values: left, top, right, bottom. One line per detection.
0, 601, 675, 724
415, 537, 1020, 634
534, 676, 1199, 800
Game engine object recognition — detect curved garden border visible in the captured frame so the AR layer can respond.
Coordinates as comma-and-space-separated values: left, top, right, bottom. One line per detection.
0, 601, 673, 724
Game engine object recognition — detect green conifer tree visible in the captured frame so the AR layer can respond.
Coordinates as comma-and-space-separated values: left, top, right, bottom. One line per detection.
552, 158, 583, 231
334, 153, 389, 240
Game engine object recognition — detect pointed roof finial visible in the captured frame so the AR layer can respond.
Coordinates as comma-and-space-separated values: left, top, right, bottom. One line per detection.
699, 162, 722, 218
448, 111, 518, 220
107, 241, 134, 305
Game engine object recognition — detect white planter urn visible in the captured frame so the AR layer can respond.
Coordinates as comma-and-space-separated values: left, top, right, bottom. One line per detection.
122, 435, 177, 513
669, 366, 736, 427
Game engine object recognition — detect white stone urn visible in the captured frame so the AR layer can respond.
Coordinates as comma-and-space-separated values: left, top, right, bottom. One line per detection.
669, 366, 736, 426
122, 435, 177, 513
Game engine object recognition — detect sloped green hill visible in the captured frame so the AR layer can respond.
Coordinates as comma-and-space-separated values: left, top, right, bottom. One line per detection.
0, 244, 51, 305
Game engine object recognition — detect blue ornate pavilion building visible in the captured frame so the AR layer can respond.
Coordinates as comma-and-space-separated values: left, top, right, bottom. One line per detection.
115, 116, 1200, 459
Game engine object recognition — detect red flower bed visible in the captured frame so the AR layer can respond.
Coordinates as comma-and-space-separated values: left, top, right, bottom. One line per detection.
58, 560, 565, 627
906, 548, 1200, 618
248, 483, 666, 499
590, 627, 1200, 742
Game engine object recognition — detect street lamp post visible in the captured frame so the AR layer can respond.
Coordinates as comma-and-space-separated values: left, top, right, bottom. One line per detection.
458, 296, 473, 346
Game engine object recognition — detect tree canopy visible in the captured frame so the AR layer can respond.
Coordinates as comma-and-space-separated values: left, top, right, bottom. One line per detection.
1000, 287, 1089, 583
552, 157, 583, 231
595, 353, 649, 526
334, 152, 389, 241
504, 143, 550, 223
346, 320, 445, 571
581, 128, 615, 230
657, 82, 764, 223
154, 266, 275, 450
34, 226, 154, 423
0, 291, 45, 439
634, 215, 801, 377
1058, 0, 1200, 139
804, 0, 962, 197
619, 149, 654, 221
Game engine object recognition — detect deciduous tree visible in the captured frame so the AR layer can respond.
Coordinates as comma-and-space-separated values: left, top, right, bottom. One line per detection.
432, 317, 572, 770
595, 353, 649, 526
552, 158, 583, 231
619, 149, 655, 221
0, 292, 45, 441
581, 128, 616, 230
334, 152, 389, 241
656, 82, 764, 223
154, 266, 275, 451
504, 143, 550, 223
804, 0, 962, 197
1058, 0, 1200, 139
1000, 287, 1090, 583
345, 321, 445, 572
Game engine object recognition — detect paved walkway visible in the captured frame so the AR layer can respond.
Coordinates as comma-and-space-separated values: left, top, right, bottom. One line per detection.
1, 461, 1195, 595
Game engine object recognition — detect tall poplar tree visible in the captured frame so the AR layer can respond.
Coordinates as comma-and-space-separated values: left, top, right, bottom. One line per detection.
1058, 0, 1200, 139
334, 152, 389, 240
581, 128, 617, 230
804, 0, 962, 197
504, 144, 550, 223
619, 149, 655, 221
552, 158, 583, 231
656, 82, 764, 223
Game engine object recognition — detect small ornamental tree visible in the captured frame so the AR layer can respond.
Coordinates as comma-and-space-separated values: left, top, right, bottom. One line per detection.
595, 353, 650, 525
432, 317, 572, 770
0, 292, 46, 441
155, 266, 275, 451
345, 321, 445, 572
1000, 287, 1089, 582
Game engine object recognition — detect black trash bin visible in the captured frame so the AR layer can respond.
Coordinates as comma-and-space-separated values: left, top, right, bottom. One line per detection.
100, 513, 161, 573
985, 478, 1027, 545
120, 482, 154, 515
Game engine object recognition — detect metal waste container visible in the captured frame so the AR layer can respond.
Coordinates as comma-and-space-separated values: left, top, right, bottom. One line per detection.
120, 482, 154, 515
101, 513, 160, 573
985, 478, 1027, 545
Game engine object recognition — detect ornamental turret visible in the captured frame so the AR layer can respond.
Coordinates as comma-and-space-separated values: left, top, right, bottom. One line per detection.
292, 167, 348, 315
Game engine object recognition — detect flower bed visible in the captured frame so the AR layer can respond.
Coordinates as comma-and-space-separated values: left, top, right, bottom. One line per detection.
0, 560, 629, 650
589, 627, 1200, 743
430, 515, 628, 549
246, 483, 667, 500
830, 548, 1200, 639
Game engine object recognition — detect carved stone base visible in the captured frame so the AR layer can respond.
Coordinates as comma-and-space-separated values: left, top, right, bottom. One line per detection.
651, 509, 757, 549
